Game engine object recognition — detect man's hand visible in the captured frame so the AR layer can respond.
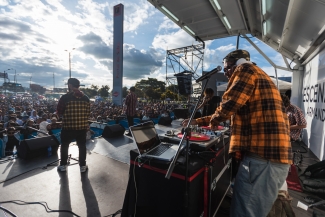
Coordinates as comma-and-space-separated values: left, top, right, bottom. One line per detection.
182, 119, 198, 127
209, 124, 219, 131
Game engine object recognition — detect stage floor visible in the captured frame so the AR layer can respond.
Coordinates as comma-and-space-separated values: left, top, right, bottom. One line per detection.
0, 120, 321, 217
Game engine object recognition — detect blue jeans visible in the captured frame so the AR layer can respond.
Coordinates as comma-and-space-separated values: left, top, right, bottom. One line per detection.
230, 155, 290, 217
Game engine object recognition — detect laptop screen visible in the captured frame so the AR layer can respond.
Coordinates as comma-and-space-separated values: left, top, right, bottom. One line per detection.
130, 122, 161, 154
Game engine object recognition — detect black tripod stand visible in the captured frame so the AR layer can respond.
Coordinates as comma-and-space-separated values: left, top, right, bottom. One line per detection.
165, 66, 222, 216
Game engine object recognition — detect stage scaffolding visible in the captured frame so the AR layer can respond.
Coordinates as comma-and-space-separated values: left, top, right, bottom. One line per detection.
165, 43, 205, 96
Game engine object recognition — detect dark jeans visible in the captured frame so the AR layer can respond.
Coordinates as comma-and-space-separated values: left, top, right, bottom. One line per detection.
127, 115, 134, 131
60, 129, 87, 166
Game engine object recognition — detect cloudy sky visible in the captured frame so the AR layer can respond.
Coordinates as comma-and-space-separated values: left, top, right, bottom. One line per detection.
0, 0, 291, 90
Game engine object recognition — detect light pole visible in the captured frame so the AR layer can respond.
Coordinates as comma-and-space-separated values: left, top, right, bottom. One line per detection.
65, 48, 75, 78
53, 72, 55, 93
4, 69, 11, 95
7, 68, 16, 83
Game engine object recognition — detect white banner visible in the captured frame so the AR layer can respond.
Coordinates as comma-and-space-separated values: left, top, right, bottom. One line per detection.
303, 47, 325, 160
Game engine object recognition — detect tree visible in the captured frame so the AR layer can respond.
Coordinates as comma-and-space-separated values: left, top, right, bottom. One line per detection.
98, 85, 110, 97
166, 84, 179, 93
135, 78, 166, 100
122, 87, 128, 98
81, 88, 97, 98
161, 90, 178, 100
91, 84, 99, 91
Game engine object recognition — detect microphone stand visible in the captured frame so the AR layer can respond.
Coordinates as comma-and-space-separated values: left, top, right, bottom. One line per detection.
165, 73, 213, 216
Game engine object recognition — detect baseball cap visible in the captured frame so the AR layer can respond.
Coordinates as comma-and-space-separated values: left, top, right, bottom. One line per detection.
223, 49, 250, 62
68, 78, 80, 88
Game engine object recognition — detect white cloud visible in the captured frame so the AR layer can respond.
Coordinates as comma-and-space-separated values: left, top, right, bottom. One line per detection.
152, 29, 195, 50
0, 0, 8, 6
158, 18, 179, 31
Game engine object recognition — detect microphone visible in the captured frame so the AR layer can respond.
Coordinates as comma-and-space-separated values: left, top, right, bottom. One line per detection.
196, 66, 222, 83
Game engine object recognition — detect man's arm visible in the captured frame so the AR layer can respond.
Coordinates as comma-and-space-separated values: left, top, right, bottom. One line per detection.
291, 105, 307, 130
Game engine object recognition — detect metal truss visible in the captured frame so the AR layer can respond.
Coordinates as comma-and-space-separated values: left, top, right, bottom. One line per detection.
165, 43, 205, 94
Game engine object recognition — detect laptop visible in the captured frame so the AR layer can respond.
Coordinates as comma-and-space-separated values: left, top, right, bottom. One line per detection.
130, 121, 180, 161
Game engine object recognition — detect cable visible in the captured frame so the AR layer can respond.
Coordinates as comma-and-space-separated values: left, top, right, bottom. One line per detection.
0, 200, 80, 216
0, 205, 16, 217
0, 156, 79, 184
133, 156, 139, 217
103, 209, 122, 217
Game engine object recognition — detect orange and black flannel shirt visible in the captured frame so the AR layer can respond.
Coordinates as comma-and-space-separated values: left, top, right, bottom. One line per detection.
57, 91, 90, 130
196, 63, 292, 164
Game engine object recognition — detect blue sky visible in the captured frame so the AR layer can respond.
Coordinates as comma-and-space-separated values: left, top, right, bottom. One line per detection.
0, 0, 291, 90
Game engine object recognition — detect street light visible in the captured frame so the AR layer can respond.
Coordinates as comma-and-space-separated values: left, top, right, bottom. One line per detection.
3, 69, 11, 95
64, 48, 75, 78
7, 68, 16, 83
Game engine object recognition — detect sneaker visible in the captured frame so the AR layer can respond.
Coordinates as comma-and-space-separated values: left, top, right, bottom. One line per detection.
57, 165, 67, 172
80, 165, 88, 173
125, 132, 132, 137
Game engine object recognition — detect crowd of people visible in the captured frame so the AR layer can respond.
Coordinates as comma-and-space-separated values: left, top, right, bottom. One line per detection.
0, 89, 183, 156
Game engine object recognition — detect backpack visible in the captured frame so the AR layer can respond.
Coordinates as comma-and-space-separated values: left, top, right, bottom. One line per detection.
303, 160, 325, 179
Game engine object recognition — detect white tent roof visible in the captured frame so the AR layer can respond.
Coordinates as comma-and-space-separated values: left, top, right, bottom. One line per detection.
216, 78, 291, 92
148, 0, 325, 67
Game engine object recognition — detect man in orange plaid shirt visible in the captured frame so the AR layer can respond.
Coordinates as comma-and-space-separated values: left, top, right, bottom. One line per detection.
183, 50, 291, 217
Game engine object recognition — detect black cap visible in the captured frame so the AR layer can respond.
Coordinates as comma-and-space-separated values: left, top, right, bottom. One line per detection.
68, 78, 80, 88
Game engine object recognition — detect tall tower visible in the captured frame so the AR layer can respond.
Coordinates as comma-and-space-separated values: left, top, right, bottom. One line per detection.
112, 4, 124, 105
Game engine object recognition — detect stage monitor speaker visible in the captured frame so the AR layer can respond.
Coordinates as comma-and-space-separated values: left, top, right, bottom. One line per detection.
17, 135, 60, 160
102, 124, 125, 138
158, 117, 172, 126
173, 108, 189, 119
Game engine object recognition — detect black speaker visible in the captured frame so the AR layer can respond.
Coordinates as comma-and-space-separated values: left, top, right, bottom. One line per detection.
102, 124, 125, 138
173, 108, 189, 119
17, 135, 60, 160
158, 117, 173, 125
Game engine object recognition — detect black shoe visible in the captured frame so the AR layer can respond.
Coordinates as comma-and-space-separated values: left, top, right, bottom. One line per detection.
125, 132, 132, 137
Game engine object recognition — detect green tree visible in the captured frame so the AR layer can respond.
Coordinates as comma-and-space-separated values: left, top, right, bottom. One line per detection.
98, 85, 110, 97
135, 78, 166, 100
166, 84, 179, 93
162, 90, 178, 100
122, 87, 128, 98
91, 84, 99, 91
81, 88, 97, 98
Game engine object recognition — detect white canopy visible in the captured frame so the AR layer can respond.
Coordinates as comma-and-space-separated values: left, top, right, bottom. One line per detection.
216, 78, 291, 92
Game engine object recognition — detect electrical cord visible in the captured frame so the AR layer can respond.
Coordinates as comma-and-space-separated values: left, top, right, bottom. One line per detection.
0, 156, 79, 184
0, 205, 16, 217
103, 209, 122, 217
0, 200, 80, 216
133, 156, 139, 217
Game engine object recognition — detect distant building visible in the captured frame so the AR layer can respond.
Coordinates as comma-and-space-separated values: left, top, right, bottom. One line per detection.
30, 84, 46, 94
53, 87, 68, 93
1, 82, 25, 92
